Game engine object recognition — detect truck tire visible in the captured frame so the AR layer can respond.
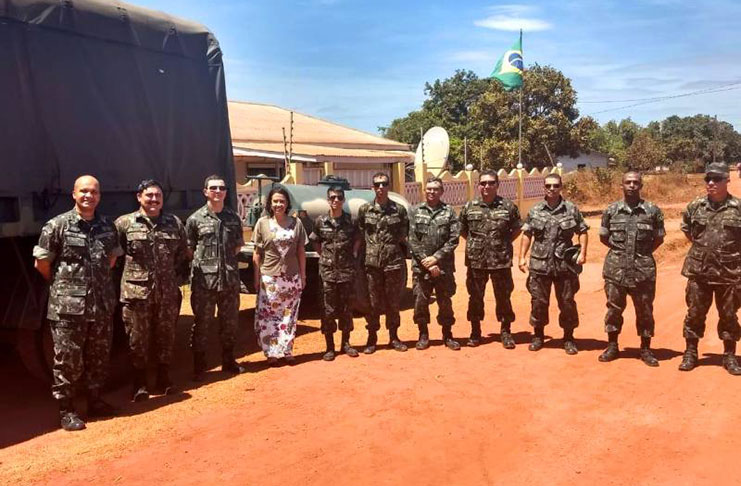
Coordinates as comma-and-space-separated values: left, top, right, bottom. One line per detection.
15, 322, 53, 383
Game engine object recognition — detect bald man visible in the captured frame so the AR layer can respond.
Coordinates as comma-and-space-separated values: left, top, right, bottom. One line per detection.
34, 175, 123, 431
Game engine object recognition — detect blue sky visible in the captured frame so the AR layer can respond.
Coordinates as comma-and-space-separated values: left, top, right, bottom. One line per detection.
136, 0, 741, 134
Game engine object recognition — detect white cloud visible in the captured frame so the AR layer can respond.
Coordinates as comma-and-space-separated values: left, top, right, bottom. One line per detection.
474, 4, 552, 32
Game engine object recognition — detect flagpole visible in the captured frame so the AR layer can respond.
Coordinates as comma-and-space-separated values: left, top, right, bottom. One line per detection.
518, 29, 523, 168
518, 84, 522, 168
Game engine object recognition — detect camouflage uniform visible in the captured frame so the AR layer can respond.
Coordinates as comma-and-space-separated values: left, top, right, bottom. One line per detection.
116, 211, 188, 369
459, 197, 522, 326
600, 200, 665, 337
522, 198, 589, 330
186, 204, 244, 354
309, 211, 357, 334
357, 199, 408, 331
681, 195, 741, 341
32, 209, 122, 400
408, 201, 460, 328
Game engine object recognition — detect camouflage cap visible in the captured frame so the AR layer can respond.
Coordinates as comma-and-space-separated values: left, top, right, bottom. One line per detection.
563, 244, 583, 275
706, 162, 729, 175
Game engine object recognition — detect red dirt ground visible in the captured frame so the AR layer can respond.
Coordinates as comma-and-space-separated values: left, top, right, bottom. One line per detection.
2, 179, 741, 486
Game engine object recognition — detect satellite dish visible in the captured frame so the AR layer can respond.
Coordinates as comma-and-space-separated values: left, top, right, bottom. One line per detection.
415, 127, 450, 174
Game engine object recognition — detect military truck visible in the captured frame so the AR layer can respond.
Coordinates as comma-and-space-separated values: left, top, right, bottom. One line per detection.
0, 0, 236, 379
238, 176, 411, 309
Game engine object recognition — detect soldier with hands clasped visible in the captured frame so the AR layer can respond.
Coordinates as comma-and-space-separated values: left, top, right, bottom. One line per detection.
408, 177, 461, 351
598, 171, 664, 366
33, 175, 123, 431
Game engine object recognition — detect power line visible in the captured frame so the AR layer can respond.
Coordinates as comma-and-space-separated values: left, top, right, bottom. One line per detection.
584, 85, 741, 115
580, 80, 741, 103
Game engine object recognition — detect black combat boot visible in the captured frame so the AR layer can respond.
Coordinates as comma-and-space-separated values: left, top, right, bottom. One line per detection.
500, 322, 516, 350
340, 330, 359, 358
131, 367, 150, 402
322, 333, 336, 361
678, 338, 699, 371
389, 328, 408, 352
639, 337, 659, 367
58, 397, 86, 432
599, 332, 620, 362
222, 348, 246, 375
415, 323, 430, 350
193, 351, 207, 381
467, 321, 482, 347
722, 340, 741, 375
364, 330, 378, 355
442, 325, 460, 351
529, 326, 545, 351
155, 363, 175, 395
87, 389, 117, 418
563, 329, 578, 355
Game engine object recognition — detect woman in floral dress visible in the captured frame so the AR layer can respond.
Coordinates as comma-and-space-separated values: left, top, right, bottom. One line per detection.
252, 186, 307, 365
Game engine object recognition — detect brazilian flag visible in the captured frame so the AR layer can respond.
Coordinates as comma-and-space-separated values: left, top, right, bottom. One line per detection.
491, 31, 523, 91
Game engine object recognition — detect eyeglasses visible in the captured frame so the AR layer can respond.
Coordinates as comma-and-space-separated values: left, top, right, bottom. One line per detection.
373, 181, 389, 188
207, 185, 227, 192
328, 195, 345, 201
545, 184, 561, 189
479, 181, 498, 187
704, 175, 726, 183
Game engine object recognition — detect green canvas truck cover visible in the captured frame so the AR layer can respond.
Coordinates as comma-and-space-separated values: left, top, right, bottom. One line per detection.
0, 0, 236, 236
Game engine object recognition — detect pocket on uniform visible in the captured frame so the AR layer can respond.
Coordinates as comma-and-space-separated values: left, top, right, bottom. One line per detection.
636, 222, 653, 240
559, 218, 577, 231
53, 284, 87, 316
124, 268, 150, 282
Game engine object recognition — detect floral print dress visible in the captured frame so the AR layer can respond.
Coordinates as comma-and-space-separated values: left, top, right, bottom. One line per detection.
255, 218, 303, 358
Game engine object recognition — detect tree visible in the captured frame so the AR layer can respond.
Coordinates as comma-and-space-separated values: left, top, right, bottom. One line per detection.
627, 130, 665, 171
470, 64, 587, 169
381, 65, 592, 171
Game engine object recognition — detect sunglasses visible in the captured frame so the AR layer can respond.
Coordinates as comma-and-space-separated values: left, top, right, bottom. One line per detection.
207, 185, 227, 192
373, 181, 389, 188
704, 175, 726, 183
328, 195, 345, 201
545, 184, 561, 189
479, 181, 498, 187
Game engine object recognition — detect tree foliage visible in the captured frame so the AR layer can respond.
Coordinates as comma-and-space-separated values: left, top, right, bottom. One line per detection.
380, 66, 591, 171
381, 67, 741, 174
587, 114, 741, 172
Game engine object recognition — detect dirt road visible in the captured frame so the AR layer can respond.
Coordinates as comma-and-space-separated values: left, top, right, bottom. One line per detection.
2, 179, 740, 486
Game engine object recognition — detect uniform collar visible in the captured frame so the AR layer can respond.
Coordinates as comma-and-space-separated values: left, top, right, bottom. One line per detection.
540, 197, 565, 213
70, 208, 100, 225
701, 194, 737, 210
420, 201, 447, 212
372, 199, 396, 211
325, 210, 350, 223
615, 199, 647, 214
475, 196, 503, 208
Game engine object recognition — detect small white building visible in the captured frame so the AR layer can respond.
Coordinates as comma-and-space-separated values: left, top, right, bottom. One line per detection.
556, 151, 610, 171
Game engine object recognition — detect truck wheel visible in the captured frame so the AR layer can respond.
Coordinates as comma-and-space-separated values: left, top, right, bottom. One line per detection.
15, 321, 53, 383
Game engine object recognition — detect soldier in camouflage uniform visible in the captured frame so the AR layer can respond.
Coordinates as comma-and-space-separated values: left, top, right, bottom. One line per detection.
116, 180, 189, 400
33, 175, 123, 431
310, 186, 360, 361
459, 169, 522, 348
408, 177, 461, 351
678, 162, 741, 375
186, 174, 245, 380
598, 171, 665, 366
357, 172, 409, 354
519, 173, 589, 355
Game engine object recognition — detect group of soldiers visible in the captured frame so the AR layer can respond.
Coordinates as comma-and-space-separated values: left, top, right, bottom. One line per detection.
314, 166, 741, 379
33, 162, 741, 433
34, 174, 245, 432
